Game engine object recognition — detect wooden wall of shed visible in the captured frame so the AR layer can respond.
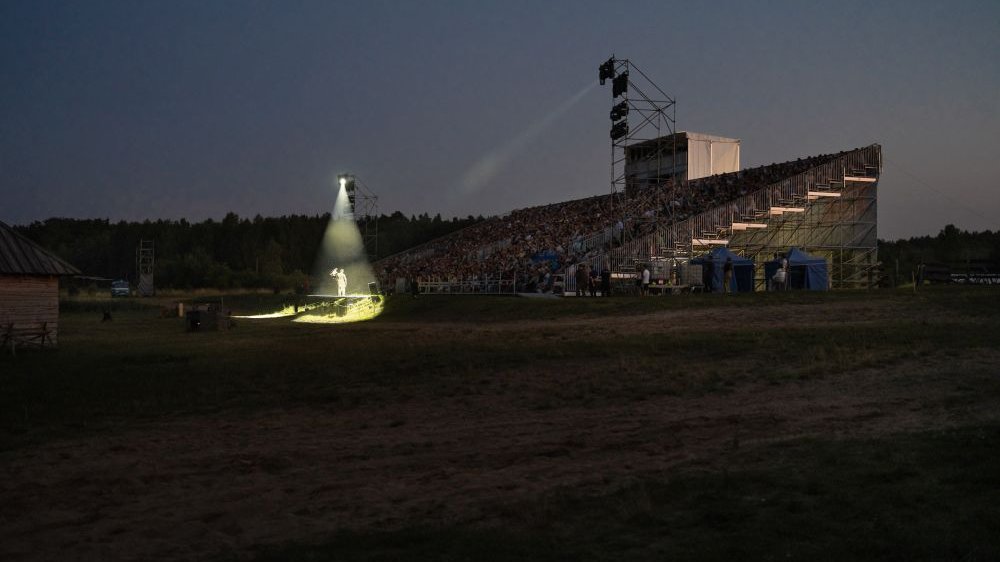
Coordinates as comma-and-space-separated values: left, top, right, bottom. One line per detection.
0, 275, 60, 345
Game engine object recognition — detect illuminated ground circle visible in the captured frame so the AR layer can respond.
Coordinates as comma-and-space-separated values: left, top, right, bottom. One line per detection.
234, 294, 384, 324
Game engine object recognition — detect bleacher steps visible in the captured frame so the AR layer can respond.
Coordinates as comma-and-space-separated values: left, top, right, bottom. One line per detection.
731, 222, 767, 230
769, 206, 805, 216
807, 191, 842, 200
692, 238, 729, 246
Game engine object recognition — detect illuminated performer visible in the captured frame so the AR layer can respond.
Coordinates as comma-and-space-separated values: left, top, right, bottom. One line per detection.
329, 268, 341, 295
337, 268, 347, 296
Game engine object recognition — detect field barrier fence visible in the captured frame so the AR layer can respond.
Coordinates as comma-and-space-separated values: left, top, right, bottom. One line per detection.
406, 274, 518, 295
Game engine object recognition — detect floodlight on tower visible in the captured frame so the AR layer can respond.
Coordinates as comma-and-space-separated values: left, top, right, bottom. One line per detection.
612, 72, 628, 98
598, 57, 615, 85
337, 173, 358, 216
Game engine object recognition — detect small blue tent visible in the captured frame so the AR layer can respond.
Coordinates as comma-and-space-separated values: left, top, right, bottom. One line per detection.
765, 248, 829, 290
690, 247, 754, 293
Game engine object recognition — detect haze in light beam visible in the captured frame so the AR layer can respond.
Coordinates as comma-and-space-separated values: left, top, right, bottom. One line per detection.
460, 82, 596, 194
313, 183, 377, 297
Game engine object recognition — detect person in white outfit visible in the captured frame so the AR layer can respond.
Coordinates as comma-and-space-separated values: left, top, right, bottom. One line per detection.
337, 269, 347, 296
329, 268, 341, 296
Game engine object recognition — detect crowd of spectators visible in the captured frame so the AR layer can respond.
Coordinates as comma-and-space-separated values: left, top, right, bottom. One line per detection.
655, 150, 852, 223
375, 149, 859, 291
375, 195, 621, 292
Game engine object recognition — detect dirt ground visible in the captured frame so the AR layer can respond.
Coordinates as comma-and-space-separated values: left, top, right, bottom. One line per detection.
2, 298, 998, 561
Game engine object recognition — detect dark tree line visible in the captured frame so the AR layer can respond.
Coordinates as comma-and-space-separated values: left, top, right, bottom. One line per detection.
15, 215, 998, 290
16, 212, 483, 290
879, 225, 1000, 285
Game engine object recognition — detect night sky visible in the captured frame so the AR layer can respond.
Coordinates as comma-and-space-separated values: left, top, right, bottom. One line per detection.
2, 0, 997, 239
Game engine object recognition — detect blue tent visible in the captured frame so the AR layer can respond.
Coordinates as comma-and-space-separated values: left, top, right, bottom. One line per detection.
765, 248, 829, 290
690, 247, 754, 293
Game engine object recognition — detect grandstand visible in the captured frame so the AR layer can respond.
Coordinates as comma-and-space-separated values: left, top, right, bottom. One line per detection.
374, 143, 881, 293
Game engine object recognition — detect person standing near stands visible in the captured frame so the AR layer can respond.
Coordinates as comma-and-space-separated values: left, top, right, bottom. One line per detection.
575, 263, 588, 297
641, 264, 651, 296
704, 259, 716, 293
723, 257, 733, 293
772, 256, 787, 291
589, 267, 598, 297
601, 266, 612, 297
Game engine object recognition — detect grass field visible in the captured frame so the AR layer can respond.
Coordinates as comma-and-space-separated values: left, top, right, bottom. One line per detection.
2, 287, 999, 560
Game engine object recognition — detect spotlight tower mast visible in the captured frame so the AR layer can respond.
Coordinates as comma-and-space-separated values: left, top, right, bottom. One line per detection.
337, 173, 380, 261
598, 56, 677, 269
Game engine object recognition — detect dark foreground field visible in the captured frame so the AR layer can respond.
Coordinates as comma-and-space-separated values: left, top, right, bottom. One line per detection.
2, 288, 999, 561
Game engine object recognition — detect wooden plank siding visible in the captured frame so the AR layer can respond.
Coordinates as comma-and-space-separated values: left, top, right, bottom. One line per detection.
0, 275, 60, 346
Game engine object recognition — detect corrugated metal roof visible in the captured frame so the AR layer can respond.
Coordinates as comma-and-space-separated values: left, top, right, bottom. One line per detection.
0, 221, 81, 276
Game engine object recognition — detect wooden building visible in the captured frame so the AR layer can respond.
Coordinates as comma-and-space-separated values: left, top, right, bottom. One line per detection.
0, 221, 80, 348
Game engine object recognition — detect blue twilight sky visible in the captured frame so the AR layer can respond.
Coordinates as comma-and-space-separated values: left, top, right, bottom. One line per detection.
1, 0, 998, 239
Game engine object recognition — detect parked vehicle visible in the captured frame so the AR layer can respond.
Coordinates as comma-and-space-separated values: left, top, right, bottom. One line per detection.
111, 279, 130, 297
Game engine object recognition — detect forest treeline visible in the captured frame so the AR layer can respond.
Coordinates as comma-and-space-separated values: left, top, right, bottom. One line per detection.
878, 224, 1000, 285
14, 216, 999, 290
15, 212, 482, 290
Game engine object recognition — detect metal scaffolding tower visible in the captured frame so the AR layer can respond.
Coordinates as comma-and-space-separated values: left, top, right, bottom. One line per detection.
136, 239, 154, 296
598, 56, 677, 270
338, 173, 380, 261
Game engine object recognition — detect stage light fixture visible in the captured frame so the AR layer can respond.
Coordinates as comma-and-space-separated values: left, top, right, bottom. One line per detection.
612, 72, 628, 98
337, 173, 357, 194
610, 101, 628, 121
610, 121, 628, 141
598, 58, 615, 85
